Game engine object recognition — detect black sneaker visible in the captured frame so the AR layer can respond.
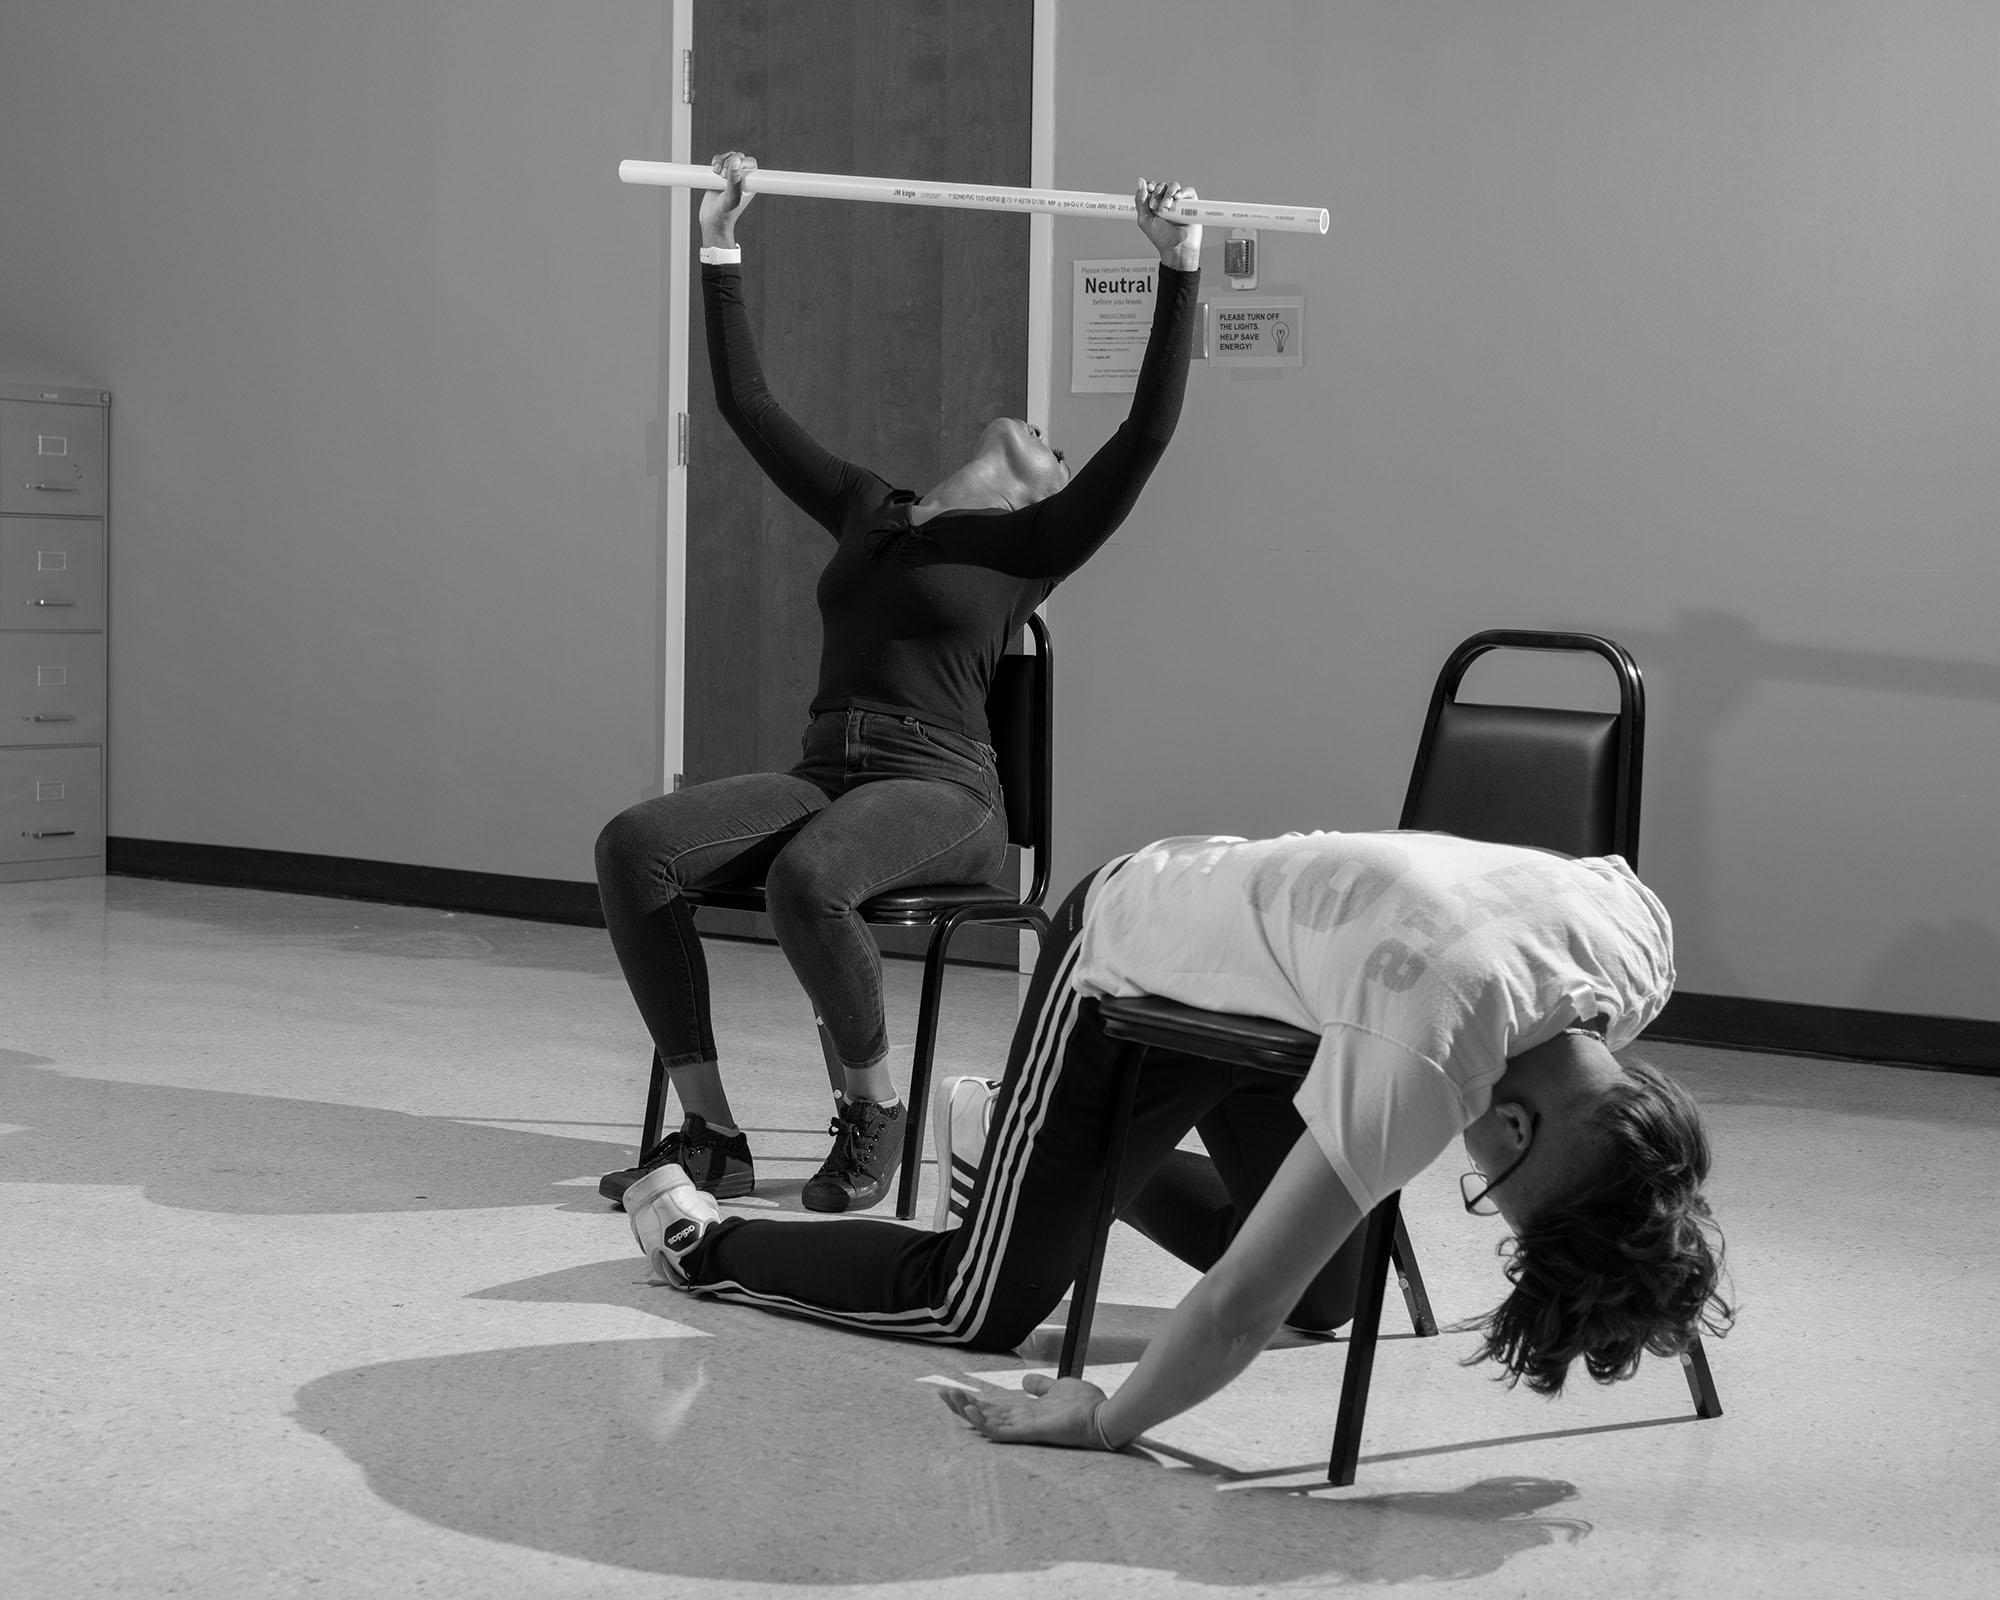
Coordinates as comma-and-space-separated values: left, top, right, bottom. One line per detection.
800, 1097, 907, 1213
599, 1113, 755, 1206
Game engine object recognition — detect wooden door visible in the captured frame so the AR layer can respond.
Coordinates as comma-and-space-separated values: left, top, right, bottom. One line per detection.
684, 0, 1033, 785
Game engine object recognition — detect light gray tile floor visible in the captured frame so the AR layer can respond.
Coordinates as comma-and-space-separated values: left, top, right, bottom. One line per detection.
5, 875, 1997, 1598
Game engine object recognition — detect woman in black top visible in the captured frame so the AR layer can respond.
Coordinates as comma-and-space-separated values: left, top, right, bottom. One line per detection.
597, 151, 1202, 1213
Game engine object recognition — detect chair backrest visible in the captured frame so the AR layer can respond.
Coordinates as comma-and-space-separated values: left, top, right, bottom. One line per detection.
1398, 629, 1645, 866
985, 610, 1054, 904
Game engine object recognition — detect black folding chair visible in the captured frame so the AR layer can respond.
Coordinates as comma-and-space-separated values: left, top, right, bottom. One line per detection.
1070, 628, 1722, 1483
639, 613, 1055, 1221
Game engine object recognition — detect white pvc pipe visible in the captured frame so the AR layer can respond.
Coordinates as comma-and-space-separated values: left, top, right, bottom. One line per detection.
618, 160, 1329, 235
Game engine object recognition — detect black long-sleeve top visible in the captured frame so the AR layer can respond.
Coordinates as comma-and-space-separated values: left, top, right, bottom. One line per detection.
703, 261, 1200, 745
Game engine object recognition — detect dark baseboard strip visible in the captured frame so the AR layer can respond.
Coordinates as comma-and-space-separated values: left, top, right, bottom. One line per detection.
102, 836, 1021, 967
1646, 991, 1997, 1076
108, 837, 605, 927
105, 839, 1999, 1069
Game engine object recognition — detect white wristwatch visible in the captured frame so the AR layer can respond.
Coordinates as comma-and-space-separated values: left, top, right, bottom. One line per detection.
699, 246, 742, 265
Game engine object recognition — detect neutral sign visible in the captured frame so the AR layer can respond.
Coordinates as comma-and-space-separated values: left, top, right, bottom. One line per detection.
1072, 259, 1158, 394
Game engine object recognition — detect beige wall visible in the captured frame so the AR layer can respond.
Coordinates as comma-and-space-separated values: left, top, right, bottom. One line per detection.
0, 1, 674, 883
1044, 1, 2000, 1020
4, 2, 1995, 1023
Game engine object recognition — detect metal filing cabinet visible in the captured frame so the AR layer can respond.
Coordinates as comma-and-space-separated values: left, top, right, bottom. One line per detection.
1, 381, 109, 881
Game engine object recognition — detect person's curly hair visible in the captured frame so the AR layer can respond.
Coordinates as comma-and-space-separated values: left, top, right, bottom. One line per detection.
1463, 1058, 1734, 1396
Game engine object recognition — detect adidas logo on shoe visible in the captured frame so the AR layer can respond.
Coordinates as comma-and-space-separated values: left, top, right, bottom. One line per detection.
662, 1217, 705, 1254
625, 1162, 722, 1287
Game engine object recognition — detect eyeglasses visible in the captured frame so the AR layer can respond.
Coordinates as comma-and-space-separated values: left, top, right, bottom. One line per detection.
1459, 1112, 1540, 1215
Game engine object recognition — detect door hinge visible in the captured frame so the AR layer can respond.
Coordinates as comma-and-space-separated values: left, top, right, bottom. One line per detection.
676, 412, 689, 467
682, 49, 694, 105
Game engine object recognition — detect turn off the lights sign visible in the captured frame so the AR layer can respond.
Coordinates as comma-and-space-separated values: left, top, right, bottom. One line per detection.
1207, 296, 1305, 367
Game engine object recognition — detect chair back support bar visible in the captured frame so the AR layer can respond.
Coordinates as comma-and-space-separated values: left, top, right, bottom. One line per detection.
988, 612, 1054, 907
1400, 629, 1645, 865
1404, 703, 1622, 859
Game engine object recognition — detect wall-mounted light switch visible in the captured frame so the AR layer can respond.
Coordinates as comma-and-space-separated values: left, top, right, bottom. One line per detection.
1224, 229, 1258, 289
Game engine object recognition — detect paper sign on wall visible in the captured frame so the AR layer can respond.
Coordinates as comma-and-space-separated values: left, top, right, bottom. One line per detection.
1207, 296, 1305, 368
1071, 259, 1157, 393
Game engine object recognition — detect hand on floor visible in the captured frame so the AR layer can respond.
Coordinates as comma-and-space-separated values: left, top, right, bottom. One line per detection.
940, 1373, 1113, 1450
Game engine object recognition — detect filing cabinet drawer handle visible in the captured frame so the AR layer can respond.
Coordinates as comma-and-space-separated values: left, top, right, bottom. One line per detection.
27, 713, 79, 723
24, 829, 78, 840
26, 481, 78, 492
27, 598, 78, 608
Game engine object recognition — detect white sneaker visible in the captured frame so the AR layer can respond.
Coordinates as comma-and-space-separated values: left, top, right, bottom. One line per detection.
932, 1077, 1001, 1231
625, 1161, 721, 1287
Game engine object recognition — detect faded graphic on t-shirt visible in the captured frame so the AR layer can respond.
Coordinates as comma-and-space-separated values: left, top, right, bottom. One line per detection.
1247, 836, 1578, 994
1244, 835, 1411, 932
1356, 859, 1564, 991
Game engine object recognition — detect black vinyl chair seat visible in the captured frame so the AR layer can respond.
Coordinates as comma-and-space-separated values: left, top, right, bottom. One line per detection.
643, 613, 1056, 1221
1058, 629, 1720, 1484
1093, 995, 1319, 1070
858, 881, 1035, 917
683, 878, 1031, 918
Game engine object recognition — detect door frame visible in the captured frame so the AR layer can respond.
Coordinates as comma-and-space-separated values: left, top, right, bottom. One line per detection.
656, 0, 1057, 801
657, 0, 696, 805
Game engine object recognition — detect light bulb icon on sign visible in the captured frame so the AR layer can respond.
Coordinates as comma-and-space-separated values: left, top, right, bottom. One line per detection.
1273, 321, 1291, 354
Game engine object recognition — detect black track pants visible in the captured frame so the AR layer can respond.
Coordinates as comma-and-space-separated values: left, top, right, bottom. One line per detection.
681, 863, 1364, 1349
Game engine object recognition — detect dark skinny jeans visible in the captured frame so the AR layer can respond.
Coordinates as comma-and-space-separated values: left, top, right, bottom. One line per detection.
594, 708, 1008, 1077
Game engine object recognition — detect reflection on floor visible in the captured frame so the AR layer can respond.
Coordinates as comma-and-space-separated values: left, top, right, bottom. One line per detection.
5, 876, 1997, 1598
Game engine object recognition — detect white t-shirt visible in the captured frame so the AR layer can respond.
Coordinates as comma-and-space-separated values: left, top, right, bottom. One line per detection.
1072, 832, 1676, 1211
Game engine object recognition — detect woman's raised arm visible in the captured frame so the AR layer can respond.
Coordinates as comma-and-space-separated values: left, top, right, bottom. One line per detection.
701, 151, 885, 535
939, 181, 1203, 582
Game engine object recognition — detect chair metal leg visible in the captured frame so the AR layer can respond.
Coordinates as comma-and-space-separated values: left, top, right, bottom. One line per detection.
639, 1051, 668, 1158
1328, 1194, 1402, 1485
1681, 1335, 1723, 1419
1389, 1209, 1438, 1337
986, 908, 1050, 957
894, 908, 1052, 1221
895, 915, 960, 1220
1059, 1040, 1144, 1378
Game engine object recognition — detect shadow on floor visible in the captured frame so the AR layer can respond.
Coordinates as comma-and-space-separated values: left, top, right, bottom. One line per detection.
293, 1286, 1590, 1587
1010, 1307, 1433, 1370
0, 1053, 626, 1215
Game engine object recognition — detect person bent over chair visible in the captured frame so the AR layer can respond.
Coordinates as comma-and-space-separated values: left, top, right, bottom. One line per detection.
626, 830, 1733, 1454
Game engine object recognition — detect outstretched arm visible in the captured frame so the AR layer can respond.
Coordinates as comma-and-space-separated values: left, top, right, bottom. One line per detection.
700, 152, 885, 535
941, 1130, 1362, 1451
942, 180, 1203, 581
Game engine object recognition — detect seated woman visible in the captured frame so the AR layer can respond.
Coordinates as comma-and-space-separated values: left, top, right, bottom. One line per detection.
595, 152, 1203, 1214
626, 830, 1733, 1453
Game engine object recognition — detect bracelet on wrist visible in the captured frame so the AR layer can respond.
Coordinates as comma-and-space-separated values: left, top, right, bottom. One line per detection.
1088, 1399, 1118, 1452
